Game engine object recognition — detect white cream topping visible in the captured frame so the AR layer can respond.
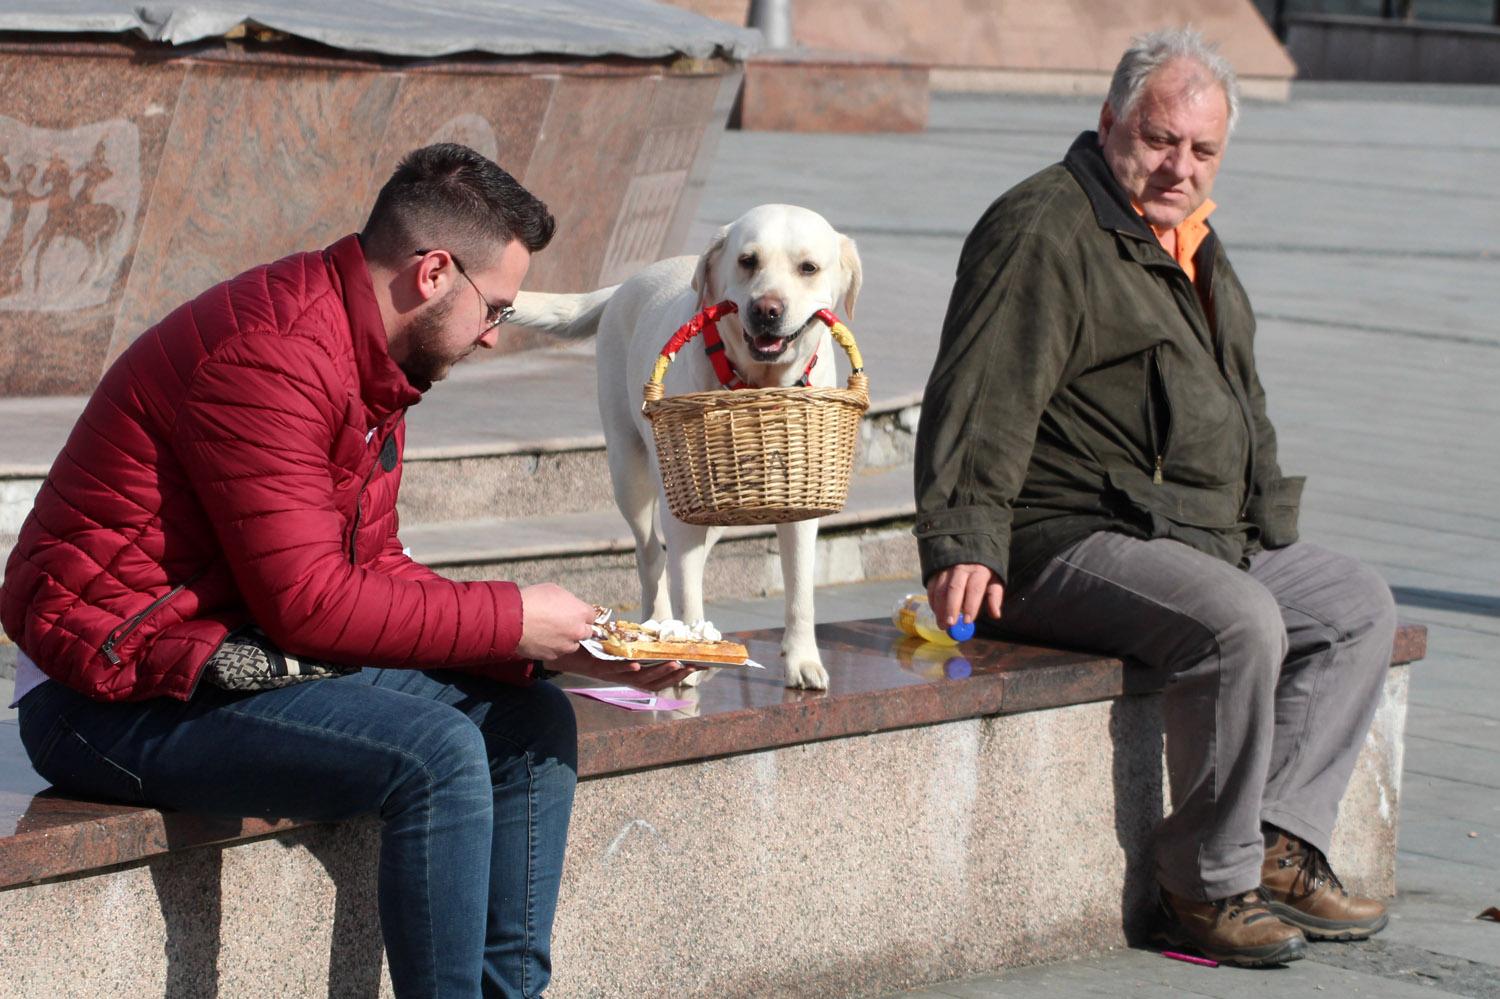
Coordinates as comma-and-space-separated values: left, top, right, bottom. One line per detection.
636, 618, 723, 642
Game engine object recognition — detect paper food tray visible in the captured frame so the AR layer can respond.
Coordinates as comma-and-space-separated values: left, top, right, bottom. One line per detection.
581, 638, 764, 669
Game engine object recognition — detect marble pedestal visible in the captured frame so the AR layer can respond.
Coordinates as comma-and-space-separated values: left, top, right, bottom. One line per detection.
0, 38, 740, 395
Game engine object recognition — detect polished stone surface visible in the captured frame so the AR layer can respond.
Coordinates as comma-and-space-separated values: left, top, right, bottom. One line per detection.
737, 51, 931, 133
0, 620, 1427, 889
0, 50, 184, 395
0, 41, 737, 395
572, 619, 1425, 777
107, 62, 403, 362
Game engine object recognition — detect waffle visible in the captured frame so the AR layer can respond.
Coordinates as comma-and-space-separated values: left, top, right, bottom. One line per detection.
594, 617, 748, 664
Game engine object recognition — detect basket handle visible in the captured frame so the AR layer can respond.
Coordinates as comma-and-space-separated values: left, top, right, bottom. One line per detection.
644, 301, 866, 405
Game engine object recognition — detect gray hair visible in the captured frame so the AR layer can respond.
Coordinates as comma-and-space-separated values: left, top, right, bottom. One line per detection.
1106, 27, 1240, 134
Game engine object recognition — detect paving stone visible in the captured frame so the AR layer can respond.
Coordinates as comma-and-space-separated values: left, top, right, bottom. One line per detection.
1401, 773, 1500, 831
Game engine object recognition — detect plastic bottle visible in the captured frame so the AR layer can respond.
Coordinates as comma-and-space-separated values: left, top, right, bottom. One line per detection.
893, 637, 974, 680
891, 593, 976, 646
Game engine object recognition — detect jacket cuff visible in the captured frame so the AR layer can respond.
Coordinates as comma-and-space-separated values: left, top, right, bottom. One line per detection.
488, 580, 525, 660
1247, 475, 1304, 550
912, 513, 1008, 585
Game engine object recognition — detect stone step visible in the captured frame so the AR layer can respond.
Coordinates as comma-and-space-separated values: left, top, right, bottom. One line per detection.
0, 349, 922, 532
398, 397, 920, 527
404, 463, 918, 614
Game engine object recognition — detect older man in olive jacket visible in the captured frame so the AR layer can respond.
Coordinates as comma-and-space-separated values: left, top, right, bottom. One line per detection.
914, 29, 1397, 967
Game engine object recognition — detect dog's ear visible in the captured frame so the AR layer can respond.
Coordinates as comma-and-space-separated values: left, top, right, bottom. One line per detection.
837, 233, 863, 320
692, 226, 730, 309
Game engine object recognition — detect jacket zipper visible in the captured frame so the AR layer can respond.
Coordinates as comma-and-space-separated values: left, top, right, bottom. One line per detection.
1149, 348, 1172, 485
349, 415, 400, 563
101, 583, 188, 665
1171, 238, 1257, 514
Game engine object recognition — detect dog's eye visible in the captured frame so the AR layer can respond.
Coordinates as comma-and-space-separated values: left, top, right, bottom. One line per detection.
799, 261, 819, 276
738, 253, 758, 270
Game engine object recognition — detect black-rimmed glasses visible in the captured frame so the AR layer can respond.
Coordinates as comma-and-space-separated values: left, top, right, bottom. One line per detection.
413, 249, 515, 332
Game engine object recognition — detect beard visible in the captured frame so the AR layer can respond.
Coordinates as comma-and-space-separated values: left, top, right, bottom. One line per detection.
395, 292, 461, 393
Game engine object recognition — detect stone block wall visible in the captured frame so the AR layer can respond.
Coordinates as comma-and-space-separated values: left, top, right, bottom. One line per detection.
0, 666, 1409, 998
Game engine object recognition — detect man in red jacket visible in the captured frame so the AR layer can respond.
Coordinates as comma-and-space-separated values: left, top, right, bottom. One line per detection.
2, 144, 695, 998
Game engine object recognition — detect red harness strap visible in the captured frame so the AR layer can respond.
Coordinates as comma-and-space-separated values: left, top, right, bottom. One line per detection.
700, 302, 819, 390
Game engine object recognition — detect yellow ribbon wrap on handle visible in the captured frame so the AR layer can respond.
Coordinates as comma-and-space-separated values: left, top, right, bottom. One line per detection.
826, 317, 863, 374
649, 353, 673, 389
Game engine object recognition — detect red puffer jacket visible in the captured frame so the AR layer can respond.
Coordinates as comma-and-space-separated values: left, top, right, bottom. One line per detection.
0, 235, 532, 701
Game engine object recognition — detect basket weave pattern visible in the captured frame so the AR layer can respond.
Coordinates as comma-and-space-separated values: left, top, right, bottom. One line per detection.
643, 307, 870, 526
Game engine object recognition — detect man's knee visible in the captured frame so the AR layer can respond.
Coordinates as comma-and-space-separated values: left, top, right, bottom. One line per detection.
415, 708, 492, 787
1345, 561, 1398, 645
1199, 582, 1288, 675
523, 680, 579, 773
1292, 549, 1398, 649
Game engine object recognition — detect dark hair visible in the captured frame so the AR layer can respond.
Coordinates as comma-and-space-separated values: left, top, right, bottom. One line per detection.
361, 143, 556, 269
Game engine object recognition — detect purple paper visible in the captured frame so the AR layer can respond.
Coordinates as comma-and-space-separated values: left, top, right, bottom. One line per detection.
566, 686, 695, 712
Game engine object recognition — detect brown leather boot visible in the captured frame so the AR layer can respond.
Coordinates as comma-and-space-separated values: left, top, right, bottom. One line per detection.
1155, 887, 1307, 967
1261, 829, 1389, 940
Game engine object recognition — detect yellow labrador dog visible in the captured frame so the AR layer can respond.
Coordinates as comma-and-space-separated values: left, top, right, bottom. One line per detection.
509, 204, 861, 689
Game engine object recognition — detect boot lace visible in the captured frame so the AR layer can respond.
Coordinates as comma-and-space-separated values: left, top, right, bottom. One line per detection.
1213, 887, 1276, 925
1280, 840, 1347, 896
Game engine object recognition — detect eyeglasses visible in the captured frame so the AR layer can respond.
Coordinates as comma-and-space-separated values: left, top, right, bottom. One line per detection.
413, 249, 515, 332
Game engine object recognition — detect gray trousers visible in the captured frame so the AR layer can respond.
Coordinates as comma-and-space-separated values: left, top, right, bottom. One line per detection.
1000, 532, 1397, 900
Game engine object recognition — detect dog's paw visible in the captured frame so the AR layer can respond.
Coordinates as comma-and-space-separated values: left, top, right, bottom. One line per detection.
784, 656, 828, 691
676, 668, 710, 689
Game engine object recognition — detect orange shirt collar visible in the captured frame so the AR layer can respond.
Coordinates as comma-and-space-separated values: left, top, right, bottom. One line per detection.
1173, 198, 1216, 278
1138, 198, 1216, 284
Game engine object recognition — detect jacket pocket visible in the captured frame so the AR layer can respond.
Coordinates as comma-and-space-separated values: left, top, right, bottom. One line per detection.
28, 713, 146, 805
1153, 345, 1244, 490
100, 579, 195, 666
1104, 461, 1244, 533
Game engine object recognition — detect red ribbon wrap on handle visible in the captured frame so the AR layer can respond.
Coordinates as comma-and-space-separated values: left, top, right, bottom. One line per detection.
649, 300, 854, 392
657, 300, 739, 359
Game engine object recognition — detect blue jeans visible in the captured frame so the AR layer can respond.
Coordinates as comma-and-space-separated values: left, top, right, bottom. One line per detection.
18, 667, 578, 998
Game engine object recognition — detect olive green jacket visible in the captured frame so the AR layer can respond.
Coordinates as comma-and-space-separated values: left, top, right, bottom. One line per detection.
914, 132, 1304, 590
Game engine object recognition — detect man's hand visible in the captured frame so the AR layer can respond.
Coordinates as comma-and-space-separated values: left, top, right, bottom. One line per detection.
927, 563, 1004, 629
550, 648, 704, 692
516, 583, 595, 661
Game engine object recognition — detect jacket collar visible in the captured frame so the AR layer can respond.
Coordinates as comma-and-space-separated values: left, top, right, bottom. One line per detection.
1062, 130, 1160, 244
1063, 130, 1220, 276
324, 234, 422, 422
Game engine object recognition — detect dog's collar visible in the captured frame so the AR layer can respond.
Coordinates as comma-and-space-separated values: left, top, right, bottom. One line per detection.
701, 301, 820, 390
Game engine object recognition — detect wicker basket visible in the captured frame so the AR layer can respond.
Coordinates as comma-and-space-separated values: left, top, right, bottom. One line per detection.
643, 305, 870, 526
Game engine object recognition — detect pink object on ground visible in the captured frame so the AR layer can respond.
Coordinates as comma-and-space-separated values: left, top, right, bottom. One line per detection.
1162, 951, 1219, 968
566, 686, 695, 712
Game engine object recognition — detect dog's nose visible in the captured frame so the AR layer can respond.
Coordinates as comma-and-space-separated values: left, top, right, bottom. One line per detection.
750, 297, 784, 325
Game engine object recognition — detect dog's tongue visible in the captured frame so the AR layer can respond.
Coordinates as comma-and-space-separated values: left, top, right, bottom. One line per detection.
753, 334, 787, 355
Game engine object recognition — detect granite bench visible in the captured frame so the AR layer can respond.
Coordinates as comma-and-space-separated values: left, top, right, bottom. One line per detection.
0, 619, 1427, 998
